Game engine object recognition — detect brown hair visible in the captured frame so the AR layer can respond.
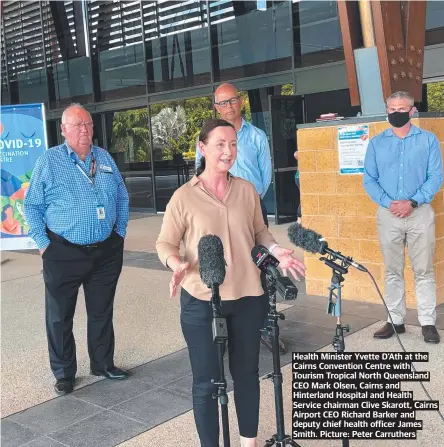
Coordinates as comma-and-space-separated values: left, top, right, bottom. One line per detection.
196, 119, 235, 176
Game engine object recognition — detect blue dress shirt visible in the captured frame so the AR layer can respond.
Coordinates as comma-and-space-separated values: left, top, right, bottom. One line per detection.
363, 124, 443, 208
24, 142, 129, 250
195, 118, 272, 198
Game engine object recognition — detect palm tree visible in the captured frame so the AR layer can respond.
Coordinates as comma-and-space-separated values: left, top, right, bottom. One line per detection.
109, 109, 150, 162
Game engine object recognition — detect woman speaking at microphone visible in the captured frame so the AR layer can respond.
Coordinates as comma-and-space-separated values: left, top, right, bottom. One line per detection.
156, 119, 306, 447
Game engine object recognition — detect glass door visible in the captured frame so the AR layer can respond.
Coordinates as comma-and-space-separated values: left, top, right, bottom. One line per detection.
268, 95, 304, 224
105, 108, 155, 210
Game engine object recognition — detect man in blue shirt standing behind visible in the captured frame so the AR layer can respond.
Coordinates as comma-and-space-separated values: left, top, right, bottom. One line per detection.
363, 91, 443, 344
25, 104, 130, 395
196, 83, 287, 354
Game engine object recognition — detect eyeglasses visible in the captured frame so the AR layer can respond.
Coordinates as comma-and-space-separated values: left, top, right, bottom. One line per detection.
215, 96, 240, 108
65, 122, 94, 129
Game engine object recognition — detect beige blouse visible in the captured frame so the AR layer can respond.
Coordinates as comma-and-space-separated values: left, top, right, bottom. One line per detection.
156, 175, 277, 301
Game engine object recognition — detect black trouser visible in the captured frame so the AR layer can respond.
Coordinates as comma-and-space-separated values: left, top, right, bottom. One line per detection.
181, 289, 268, 446
260, 198, 269, 228
42, 231, 124, 379
260, 198, 271, 328
295, 176, 302, 218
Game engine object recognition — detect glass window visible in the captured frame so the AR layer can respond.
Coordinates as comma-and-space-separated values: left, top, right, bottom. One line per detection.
1, 25, 9, 105
46, 120, 60, 148
3, 1, 49, 105
421, 81, 444, 112
211, 1, 292, 82
228, 84, 294, 216
1, 81, 10, 105
239, 84, 293, 143
91, 113, 104, 148
88, 1, 146, 101
9, 71, 49, 105
150, 96, 213, 211
304, 89, 360, 123
144, 1, 211, 93
1, 86, 10, 105
106, 108, 154, 209
268, 94, 304, 223
426, 1, 444, 46
46, 58, 95, 109
42, 1, 94, 109
292, 0, 344, 68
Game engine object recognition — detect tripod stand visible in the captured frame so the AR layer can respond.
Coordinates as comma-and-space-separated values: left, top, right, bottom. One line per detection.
210, 284, 230, 447
321, 256, 351, 447
262, 274, 300, 447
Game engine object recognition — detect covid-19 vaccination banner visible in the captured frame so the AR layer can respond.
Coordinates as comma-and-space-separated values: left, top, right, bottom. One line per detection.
0, 103, 47, 250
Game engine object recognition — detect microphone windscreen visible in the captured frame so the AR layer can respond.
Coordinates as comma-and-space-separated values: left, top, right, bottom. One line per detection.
288, 223, 323, 254
198, 235, 226, 287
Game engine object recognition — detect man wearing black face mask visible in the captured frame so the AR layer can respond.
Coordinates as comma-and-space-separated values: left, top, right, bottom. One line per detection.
363, 91, 443, 344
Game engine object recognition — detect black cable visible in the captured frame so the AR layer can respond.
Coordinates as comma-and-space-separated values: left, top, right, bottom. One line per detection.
365, 269, 444, 422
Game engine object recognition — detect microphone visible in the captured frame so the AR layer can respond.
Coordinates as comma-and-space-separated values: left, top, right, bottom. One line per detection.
251, 245, 298, 300
287, 223, 367, 272
198, 234, 226, 288
251, 245, 281, 278
198, 235, 228, 343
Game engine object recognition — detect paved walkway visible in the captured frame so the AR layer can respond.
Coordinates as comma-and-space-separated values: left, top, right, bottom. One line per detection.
1, 216, 443, 447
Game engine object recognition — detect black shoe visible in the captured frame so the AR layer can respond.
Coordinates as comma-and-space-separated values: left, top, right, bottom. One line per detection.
422, 325, 440, 344
260, 334, 287, 354
91, 366, 129, 380
54, 377, 75, 396
373, 323, 405, 339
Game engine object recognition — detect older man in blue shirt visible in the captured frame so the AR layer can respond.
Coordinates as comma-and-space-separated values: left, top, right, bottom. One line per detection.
195, 83, 288, 354
363, 91, 443, 344
25, 104, 130, 395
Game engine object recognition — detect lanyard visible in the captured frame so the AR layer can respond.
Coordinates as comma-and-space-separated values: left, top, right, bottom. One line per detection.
75, 154, 96, 185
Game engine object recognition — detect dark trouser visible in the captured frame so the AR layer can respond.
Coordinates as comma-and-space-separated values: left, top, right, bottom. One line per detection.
295, 176, 302, 218
260, 198, 269, 228
181, 289, 268, 446
42, 231, 124, 379
260, 198, 271, 328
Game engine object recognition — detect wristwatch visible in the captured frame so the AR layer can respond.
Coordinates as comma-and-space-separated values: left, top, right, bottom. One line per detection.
410, 200, 418, 208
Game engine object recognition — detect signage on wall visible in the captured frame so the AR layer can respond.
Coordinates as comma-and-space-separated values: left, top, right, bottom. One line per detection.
0, 103, 48, 250
337, 125, 369, 175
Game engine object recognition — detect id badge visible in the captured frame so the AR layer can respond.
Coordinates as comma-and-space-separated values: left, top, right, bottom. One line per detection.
97, 206, 106, 220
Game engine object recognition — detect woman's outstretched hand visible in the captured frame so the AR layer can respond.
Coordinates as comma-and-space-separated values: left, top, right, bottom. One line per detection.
271, 246, 306, 280
169, 261, 190, 298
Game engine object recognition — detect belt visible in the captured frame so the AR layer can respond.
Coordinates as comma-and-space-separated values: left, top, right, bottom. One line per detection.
47, 229, 109, 250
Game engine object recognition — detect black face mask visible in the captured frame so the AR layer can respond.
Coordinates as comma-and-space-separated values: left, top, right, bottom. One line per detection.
387, 110, 411, 128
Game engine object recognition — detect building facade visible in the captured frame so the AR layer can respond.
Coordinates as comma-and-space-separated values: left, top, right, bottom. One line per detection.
1, 0, 444, 214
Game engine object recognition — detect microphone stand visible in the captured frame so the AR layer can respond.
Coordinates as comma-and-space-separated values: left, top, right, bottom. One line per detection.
262, 274, 300, 447
210, 284, 230, 447
320, 255, 351, 447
